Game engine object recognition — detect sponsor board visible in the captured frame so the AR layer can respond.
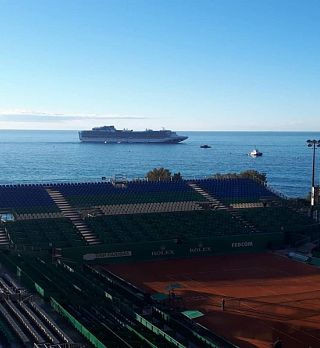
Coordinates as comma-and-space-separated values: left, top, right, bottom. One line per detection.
151, 250, 175, 256
83, 250, 132, 261
189, 247, 212, 253
231, 241, 254, 248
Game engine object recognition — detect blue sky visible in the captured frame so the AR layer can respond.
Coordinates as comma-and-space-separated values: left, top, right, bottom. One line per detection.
0, 0, 319, 130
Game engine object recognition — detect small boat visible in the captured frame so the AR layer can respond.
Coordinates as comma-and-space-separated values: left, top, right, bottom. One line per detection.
249, 148, 263, 157
200, 145, 211, 149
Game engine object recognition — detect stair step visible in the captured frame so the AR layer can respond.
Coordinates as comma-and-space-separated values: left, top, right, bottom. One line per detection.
46, 188, 101, 244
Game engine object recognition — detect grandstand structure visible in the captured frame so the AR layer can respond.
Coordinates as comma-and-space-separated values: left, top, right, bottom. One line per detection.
0, 177, 320, 347
1, 177, 317, 258
0, 271, 80, 348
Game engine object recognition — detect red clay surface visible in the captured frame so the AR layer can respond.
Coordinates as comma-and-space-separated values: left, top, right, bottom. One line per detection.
103, 253, 320, 348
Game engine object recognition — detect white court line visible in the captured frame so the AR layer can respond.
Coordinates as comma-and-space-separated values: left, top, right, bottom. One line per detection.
256, 266, 320, 343
173, 271, 304, 345
164, 263, 320, 344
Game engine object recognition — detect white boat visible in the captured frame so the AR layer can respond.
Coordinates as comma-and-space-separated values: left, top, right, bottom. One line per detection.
249, 148, 263, 157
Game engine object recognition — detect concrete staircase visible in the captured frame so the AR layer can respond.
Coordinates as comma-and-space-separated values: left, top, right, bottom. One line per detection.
189, 182, 228, 210
227, 208, 260, 233
0, 226, 10, 248
46, 189, 100, 245
189, 182, 260, 233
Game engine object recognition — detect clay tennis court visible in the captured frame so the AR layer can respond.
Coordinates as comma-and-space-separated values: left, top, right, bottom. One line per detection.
104, 253, 320, 348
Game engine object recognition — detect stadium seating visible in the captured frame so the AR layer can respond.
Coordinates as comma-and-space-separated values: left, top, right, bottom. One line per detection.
4, 254, 181, 348
196, 178, 277, 204
55, 181, 206, 207
238, 207, 319, 234
29, 302, 72, 344
5, 218, 87, 249
16, 212, 64, 220
0, 179, 297, 253
5, 300, 44, 343
0, 317, 18, 347
85, 210, 250, 244
98, 201, 202, 215
0, 303, 30, 345
0, 185, 59, 214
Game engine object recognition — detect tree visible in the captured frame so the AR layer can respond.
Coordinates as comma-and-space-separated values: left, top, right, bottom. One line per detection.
172, 172, 183, 181
211, 170, 267, 183
239, 170, 267, 183
146, 167, 172, 181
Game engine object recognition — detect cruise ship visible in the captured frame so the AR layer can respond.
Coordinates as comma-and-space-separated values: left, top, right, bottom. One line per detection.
79, 126, 188, 143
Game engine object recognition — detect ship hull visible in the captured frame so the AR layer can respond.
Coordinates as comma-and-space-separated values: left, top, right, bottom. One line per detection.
79, 135, 187, 144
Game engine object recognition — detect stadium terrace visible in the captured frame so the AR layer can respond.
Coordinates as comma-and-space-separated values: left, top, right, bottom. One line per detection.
0, 177, 320, 348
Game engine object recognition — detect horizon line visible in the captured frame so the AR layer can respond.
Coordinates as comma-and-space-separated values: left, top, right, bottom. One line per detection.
0, 128, 320, 133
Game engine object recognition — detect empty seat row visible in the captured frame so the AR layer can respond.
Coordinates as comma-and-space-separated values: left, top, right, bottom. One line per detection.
64, 190, 205, 208
197, 178, 277, 204
238, 207, 319, 234
30, 301, 73, 343
5, 300, 45, 343
20, 302, 60, 344
0, 185, 59, 213
56, 180, 195, 195
47, 180, 205, 208
5, 218, 87, 249
85, 210, 251, 245
98, 201, 202, 215
230, 202, 265, 209
0, 303, 30, 344
16, 212, 64, 220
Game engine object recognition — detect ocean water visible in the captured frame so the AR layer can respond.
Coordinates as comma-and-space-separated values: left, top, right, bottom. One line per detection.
0, 130, 319, 198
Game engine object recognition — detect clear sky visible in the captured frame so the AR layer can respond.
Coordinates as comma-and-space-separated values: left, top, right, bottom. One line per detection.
0, 0, 319, 131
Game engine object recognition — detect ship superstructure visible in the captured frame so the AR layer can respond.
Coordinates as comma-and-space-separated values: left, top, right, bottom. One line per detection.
79, 126, 188, 143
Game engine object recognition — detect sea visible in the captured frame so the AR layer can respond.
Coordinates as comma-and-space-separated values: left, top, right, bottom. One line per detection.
0, 130, 319, 198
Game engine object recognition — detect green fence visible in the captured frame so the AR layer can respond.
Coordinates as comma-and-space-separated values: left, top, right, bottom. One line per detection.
62, 232, 284, 264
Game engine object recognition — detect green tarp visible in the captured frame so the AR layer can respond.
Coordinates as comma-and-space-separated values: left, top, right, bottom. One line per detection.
182, 310, 204, 319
